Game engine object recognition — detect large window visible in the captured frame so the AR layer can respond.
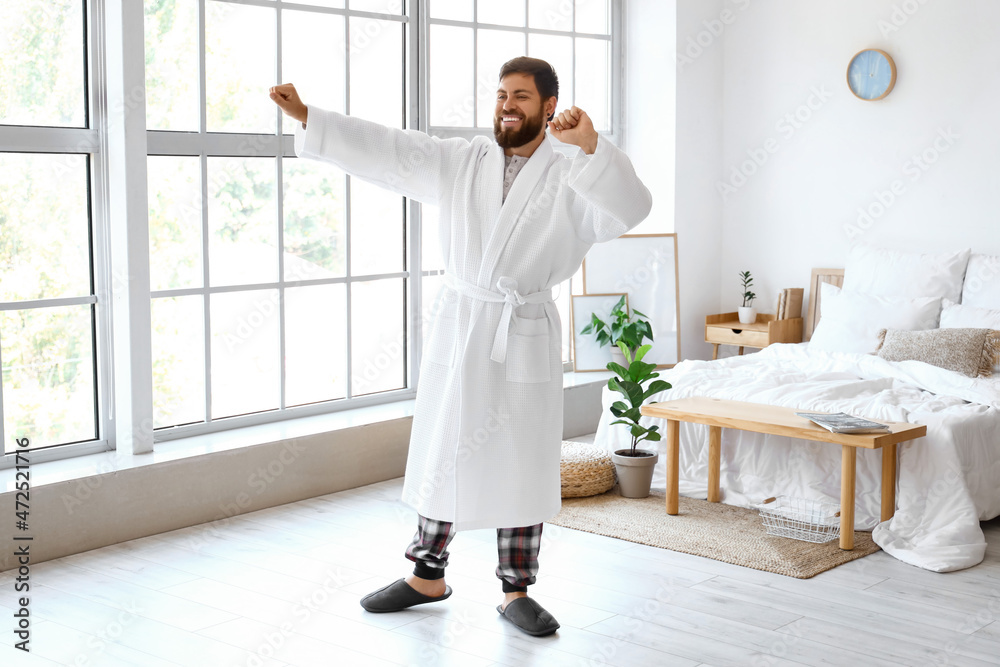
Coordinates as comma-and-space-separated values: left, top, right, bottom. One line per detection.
145, 0, 410, 435
0, 0, 622, 462
423, 0, 618, 364
0, 1, 108, 459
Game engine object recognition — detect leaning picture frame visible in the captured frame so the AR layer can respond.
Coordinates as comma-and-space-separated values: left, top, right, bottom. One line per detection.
571, 293, 630, 372
581, 233, 680, 368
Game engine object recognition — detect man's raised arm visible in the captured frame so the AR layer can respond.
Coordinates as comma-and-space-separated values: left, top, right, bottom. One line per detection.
547, 106, 652, 244
269, 83, 464, 205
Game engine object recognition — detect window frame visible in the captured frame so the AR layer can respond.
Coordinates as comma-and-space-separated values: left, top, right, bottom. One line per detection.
419, 0, 624, 369
0, 0, 114, 468
149, 0, 417, 441
421, 0, 623, 143
0, 0, 624, 465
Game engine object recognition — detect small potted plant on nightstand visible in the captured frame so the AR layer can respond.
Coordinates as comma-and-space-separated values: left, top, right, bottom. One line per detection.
607, 341, 671, 498
738, 270, 757, 324
580, 295, 654, 367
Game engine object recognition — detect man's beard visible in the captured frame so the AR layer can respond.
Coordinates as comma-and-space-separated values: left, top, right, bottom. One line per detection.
493, 107, 546, 149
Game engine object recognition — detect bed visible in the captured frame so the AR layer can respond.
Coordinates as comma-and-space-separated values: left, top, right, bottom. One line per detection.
595, 247, 1000, 572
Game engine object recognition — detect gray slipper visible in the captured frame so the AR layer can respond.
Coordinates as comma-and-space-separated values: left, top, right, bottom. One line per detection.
497, 597, 560, 636
360, 578, 452, 613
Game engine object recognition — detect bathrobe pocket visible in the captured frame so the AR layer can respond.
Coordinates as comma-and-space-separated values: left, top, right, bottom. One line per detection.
425, 312, 458, 368
505, 316, 551, 383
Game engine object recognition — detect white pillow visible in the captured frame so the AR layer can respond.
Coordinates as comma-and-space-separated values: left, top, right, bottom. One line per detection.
842, 245, 970, 303
941, 298, 1000, 374
961, 254, 1000, 309
810, 283, 942, 354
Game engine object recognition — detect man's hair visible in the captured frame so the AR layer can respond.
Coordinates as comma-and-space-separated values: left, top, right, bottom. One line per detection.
498, 56, 559, 121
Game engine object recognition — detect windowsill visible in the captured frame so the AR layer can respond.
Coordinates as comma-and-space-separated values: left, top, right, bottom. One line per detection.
1, 370, 614, 493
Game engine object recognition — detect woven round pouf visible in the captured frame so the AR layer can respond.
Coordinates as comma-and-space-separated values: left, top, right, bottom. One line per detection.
560, 441, 616, 498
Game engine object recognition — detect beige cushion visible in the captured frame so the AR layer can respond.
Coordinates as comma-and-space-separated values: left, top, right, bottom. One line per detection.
940, 299, 1000, 375
875, 328, 1000, 378
560, 441, 615, 498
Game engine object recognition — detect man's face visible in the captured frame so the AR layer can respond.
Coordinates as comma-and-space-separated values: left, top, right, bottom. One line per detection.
493, 73, 552, 149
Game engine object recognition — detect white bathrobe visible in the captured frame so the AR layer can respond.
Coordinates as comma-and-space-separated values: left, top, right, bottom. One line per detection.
295, 106, 652, 530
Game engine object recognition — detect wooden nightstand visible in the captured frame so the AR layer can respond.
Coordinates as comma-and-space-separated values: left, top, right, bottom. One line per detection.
705, 313, 803, 360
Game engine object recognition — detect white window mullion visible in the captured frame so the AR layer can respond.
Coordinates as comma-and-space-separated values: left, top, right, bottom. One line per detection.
145, 131, 284, 157
0, 126, 100, 153
198, 0, 213, 427
472, 3, 479, 123
344, 12, 353, 400
407, 0, 423, 389
275, 5, 287, 410
90, 0, 117, 448
200, 152, 213, 426
104, 0, 154, 454
610, 0, 624, 146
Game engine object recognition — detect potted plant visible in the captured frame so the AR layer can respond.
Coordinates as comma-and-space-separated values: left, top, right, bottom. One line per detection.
738, 270, 757, 324
580, 295, 654, 366
607, 341, 672, 498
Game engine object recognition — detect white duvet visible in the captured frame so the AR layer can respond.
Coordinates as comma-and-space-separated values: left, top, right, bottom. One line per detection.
595, 343, 1000, 572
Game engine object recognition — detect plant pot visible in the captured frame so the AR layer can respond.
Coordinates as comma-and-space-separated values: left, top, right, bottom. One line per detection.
610, 346, 627, 367
611, 449, 660, 498
738, 306, 757, 325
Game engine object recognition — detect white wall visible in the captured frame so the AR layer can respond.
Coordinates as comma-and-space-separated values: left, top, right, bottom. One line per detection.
624, 0, 676, 236
627, 0, 1000, 360
627, 0, 726, 360
719, 0, 1000, 318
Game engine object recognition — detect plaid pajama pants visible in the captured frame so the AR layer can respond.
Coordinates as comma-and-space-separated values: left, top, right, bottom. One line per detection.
404, 514, 544, 593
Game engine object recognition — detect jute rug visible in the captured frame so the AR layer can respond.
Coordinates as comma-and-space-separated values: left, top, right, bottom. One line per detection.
550, 487, 880, 579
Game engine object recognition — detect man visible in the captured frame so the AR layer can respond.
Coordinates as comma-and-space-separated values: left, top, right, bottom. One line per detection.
270, 56, 651, 637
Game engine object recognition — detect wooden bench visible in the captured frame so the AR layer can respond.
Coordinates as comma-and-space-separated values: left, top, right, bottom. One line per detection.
640, 397, 927, 550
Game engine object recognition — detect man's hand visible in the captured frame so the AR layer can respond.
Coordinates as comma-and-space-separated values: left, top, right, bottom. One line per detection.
547, 107, 598, 155
269, 83, 308, 126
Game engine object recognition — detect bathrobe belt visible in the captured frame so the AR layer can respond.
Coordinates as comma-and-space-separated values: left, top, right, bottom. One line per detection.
443, 273, 554, 364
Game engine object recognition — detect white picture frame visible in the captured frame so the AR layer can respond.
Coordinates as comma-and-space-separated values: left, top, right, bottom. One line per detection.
581, 233, 680, 368
571, 293, 629, 372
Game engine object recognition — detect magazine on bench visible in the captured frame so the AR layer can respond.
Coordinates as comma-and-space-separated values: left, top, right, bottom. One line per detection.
795, 411, 891, 434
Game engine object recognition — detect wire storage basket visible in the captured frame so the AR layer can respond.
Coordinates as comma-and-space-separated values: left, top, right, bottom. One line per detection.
756, 495, 841, 543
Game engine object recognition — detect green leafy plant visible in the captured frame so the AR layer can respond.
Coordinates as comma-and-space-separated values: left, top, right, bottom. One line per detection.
580, 295, 654, 356
607, 342, 672, 456
739, 270, 756, 307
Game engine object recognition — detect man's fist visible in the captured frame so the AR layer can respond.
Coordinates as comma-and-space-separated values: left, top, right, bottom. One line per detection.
547, 106, 598, 155
269, 83, 308, 126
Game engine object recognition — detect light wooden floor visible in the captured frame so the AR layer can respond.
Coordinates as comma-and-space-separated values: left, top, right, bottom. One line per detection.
4, 478, 1000, 666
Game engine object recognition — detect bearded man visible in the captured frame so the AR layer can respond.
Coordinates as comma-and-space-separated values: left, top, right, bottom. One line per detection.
270, 56, 651, 637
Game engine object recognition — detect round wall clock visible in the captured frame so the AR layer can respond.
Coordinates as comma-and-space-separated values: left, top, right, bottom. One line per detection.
847, 49, 896, 101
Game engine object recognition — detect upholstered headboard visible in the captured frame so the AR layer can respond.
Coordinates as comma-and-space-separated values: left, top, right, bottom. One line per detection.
805, 268, 845, 340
